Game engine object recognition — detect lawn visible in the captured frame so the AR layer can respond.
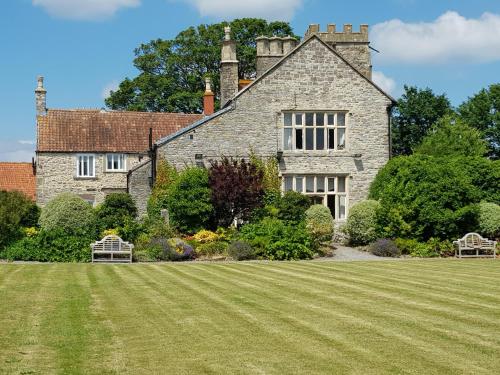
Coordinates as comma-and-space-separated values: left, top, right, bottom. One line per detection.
1, 260, 500, 374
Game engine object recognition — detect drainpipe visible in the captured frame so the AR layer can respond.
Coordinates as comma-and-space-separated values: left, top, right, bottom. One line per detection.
148, 128, 157, 187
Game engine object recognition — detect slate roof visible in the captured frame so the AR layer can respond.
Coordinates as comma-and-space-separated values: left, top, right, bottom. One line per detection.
37, 109, 203, 153
0, 162, 36, 200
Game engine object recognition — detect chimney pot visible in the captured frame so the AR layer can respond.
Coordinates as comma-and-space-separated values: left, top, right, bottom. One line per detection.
35, 75, 47, 116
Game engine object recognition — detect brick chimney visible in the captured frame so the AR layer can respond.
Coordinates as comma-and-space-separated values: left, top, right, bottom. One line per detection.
220, 26, 239, 108
203, 77, 215, 115
35, 76, 47, 116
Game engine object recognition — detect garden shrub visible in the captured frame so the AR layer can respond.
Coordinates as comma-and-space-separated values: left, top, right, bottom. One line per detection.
369, 155, 494, 241
147, 160, 179, 219
344, 200, 380, 246
239, 217, 314, 260
277, 191, 312, 225
0, 190, 40, 250
393, 238, 452, 258
196, 241, 228, 257
2, 228, 94, 262
167, 167, 214, 233
39, 193, 96, 235
227, 240, 255, 260
305, 204, 334, 248
478, 202, 500, 238
134, 236, 195, 262
249, 151, 281, 193
369, 239, 401, 257
193, 229, 220, 244
96, 193, 137, 230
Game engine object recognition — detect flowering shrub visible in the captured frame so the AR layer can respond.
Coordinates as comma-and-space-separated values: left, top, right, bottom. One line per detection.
369, 239, 401, 257
193, 229, 220, 244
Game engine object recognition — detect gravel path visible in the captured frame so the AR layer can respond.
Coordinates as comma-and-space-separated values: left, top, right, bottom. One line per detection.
317, 244, 395, 261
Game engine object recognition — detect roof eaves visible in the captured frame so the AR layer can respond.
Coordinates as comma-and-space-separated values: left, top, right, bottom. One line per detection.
155, 106, 233, 147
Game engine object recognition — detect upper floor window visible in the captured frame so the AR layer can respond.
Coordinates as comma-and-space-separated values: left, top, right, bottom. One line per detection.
106, 154, 126, 172
76, 154, 95, 178
283, 112, 346, 151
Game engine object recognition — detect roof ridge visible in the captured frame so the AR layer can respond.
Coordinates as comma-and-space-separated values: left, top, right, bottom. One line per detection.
47, 108, 203, 116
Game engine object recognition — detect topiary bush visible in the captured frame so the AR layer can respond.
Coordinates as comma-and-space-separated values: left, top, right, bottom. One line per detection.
227, 240, 255, 260
167, 167, 214, 234
277, 191, 312, 225
96, 193, 137, 230
0, 190, 40, 250
344, 200, 380, 246
478, 202, 500, 238
369, 239, 401, 257
39, 193, 96, 235
305, 204, 334, 248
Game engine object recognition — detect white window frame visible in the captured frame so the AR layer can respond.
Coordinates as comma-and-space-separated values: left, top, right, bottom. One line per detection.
282, 174, 348, 220
105, 154, 127, 172
283, 112, 347, 152
76, 154, 96, 178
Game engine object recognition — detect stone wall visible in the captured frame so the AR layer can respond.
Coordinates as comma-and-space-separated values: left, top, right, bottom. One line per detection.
156, 36, 392, 219
127, 160, 152, 217
36, 153, 145, 206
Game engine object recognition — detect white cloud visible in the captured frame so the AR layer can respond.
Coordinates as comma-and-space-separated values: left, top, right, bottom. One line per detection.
101, 81, 120, 99
372, 71, 396, 95
18, 140, 36, 145
33, 0, 141, 20
0, 141, 35, 162
177, 0, 303, 21
372, 11, 500, 65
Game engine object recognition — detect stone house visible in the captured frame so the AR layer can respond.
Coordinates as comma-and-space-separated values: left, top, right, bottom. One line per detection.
36, 23, 395, 221
130, 24, 395, 221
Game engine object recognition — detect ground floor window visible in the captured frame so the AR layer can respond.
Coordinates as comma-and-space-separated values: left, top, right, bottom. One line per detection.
282, 174, 348, 220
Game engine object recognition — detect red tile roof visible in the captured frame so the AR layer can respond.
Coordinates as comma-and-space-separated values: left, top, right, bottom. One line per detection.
37, 109, 203, 153
0, 162, 36, 200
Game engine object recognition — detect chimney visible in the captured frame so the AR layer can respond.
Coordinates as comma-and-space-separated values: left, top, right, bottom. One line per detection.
203, 77, 215, 115
256, 36, 298, 78
220, 26, 239, 108
35, 76, 47, 116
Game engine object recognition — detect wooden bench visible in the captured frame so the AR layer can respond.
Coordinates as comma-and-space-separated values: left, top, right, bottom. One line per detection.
453, 233, 496, 259
91, 235, 134, 263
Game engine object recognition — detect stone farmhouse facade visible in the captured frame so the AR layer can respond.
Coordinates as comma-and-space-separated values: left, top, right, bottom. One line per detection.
36, 23, 395, 221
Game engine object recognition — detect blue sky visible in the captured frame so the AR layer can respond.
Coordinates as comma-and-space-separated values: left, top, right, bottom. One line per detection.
1, 0, 500, 161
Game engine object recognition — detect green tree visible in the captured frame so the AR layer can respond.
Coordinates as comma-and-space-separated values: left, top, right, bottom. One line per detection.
391, 85, 452, 156
415, 116, 488, 157
0, 191, 39, 250
458, 83, 500, 159
105, 19, 297, 113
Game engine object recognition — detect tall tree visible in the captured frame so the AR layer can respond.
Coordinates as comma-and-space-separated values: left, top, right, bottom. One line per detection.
458, 83, 500, 159
105, 19, 297, 113
391, 85, 452, 156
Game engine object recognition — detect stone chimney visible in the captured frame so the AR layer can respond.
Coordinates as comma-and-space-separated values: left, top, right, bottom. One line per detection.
220, 26, 239, 108
203, 77, 215, 115
35, 76, 47, 116
256, 36, 298, 78
305, 24, 372, 79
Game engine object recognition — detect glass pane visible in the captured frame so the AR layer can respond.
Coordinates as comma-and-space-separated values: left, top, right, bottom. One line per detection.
339, 195, 346, 219
305, 128, 314, 150
316, 128, 324, 150
328, 129, 335, 149
316, 176, 325, 193
119, 155, 124, 169
328, 177, 335, 192
89, 156, 94, 176
284, 113, 292, 127
295, 177, 303, 193
327, 195, 336, 218
295, 129, 303, 150
327, 114, 335, 126
284, 128, 292, 150
295, 113, 303, 126
305, 113, 314, 126
316, 113, 324, 126
78, 158, 82, 176
306, 176, 314, 193
312, 196, 324, 205
113, 157, 119, 170
83, 157, 88, 176
284, 176, 293, 192
337, 128, 346, 149
338, 176, 346, 192
337, 113, 346, 126
107, 155, 112, 170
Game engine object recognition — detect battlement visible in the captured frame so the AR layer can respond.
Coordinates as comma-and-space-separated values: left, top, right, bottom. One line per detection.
256, 36, 299, 57
305, 24, 369, 44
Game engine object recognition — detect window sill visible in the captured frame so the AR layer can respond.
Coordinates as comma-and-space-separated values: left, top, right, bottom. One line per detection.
104, 170, 128, 173
74, 176, 97, 180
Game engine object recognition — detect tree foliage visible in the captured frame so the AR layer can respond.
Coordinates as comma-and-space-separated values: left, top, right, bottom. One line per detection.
209, 157, 264, 227
147, 159, 179, 219
458, 83, 500, 159
105, 19, 297, 113
415, 115, 489, 157
96, 193, 138, 230
391, 85, 452, 156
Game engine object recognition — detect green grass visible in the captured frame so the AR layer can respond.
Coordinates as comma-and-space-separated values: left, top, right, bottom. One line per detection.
1, 260, 500, 374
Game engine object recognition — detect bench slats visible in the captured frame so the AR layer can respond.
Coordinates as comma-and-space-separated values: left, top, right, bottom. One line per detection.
91, 235, 134, 263
454, 233, 497, 259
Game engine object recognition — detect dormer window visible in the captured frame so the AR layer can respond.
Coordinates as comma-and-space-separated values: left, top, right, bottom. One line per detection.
106, 154, 126, 172
283, 112, 347, 151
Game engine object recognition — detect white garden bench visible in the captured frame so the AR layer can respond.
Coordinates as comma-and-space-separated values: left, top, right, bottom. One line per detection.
453, 233, 496, 259
91, 235, 134, 263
